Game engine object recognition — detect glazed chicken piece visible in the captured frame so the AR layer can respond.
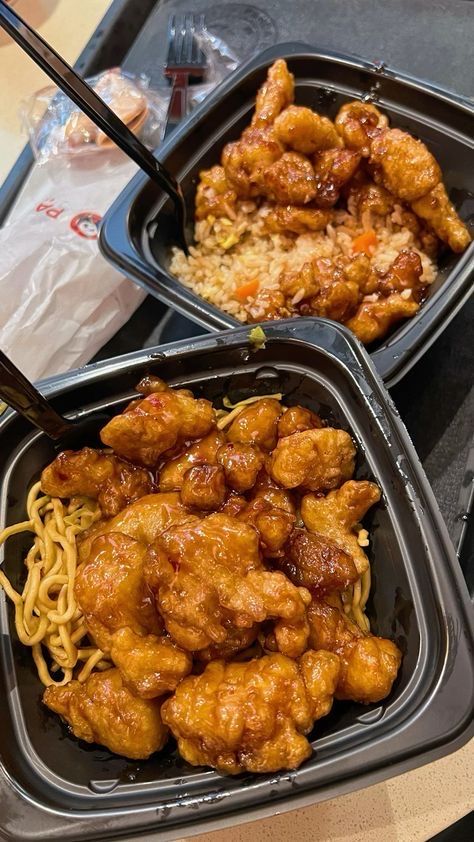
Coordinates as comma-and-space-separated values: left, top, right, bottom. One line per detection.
263, 204, 332, 235
43, 668, 167, 759
110, 627, 192, 699
273, 105, 342, 154
180, 465, 226, 510
411, 183, 471, 253
279, 260, 321, 302
272, 612, 311, 659
277, 406, 323, 438
135, 375, 170, 395
40, 447, 153, 519
158, 429, 226, 492
75, 532, 163, 653
238, 497, 295, 556
252, 58, 295, 128
77, 492, 197, 562
312, 148, 361, 208
338, 635, 401, 704
358, 183, 395, 216
195, 626, 259, 663
226, 398, 283, 451
219, 493, 249, 517
335, 101, 388, 156
100, 388, 215, 468
269, 428, 356, 492
249, 468, 296, 514
195, 165, 238, 220
345, 293, 419, 344
246, 287, 292, 322
222, 127, 284, 198
278, 528, 359, 595
144, 513, 311, 656
346, 174, 395, 217
376, 250, 424, 300
280, 257, 360, 322
343, 253, 374, 293
216, 442, 265, 492
161, 650, 340, 773
307, 600, 402, 704
369, 128, 441, 202
305, 279, 360, 322
308, 598, 360, 653
262, 152, 317, 205
301, 265, 361, 319
301, 480, 381, 575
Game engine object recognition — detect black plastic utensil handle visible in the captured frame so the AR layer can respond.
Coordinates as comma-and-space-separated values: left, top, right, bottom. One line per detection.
0, 350, 70, 439
0, 0, 188, 248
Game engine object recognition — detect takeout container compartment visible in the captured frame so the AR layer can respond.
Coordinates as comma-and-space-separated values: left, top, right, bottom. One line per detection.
0, 319, 473, 841
99, 43, 474, 387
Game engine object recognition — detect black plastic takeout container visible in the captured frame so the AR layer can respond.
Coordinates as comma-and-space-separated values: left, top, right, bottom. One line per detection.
0, 319, 473, 841
100, 43, 474, 387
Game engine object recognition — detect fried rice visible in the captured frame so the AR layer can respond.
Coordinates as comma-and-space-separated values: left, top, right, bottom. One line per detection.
170, 200, 437, 323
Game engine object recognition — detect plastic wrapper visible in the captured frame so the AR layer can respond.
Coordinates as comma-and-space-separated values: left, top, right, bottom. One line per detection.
187, 27, 239, 108
21, 69, 168, 163
20, 29, 239, 163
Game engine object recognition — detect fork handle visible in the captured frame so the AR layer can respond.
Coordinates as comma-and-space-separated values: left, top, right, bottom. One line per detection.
164, 71, 189, 138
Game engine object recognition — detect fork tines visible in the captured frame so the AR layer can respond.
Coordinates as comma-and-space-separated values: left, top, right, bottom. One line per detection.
165, 12, 206, 75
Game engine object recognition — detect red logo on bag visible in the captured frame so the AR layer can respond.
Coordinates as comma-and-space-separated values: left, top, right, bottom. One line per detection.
70, 212, 102, 240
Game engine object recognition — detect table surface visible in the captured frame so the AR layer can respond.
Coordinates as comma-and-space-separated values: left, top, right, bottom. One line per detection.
0, 1, 473, 840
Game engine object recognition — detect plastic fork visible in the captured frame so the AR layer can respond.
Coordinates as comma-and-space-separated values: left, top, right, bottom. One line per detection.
164, 13, 207, 138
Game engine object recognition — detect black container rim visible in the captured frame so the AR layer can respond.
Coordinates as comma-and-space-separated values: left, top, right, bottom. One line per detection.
0, 319, 473, 841
99, 41, 474, 388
